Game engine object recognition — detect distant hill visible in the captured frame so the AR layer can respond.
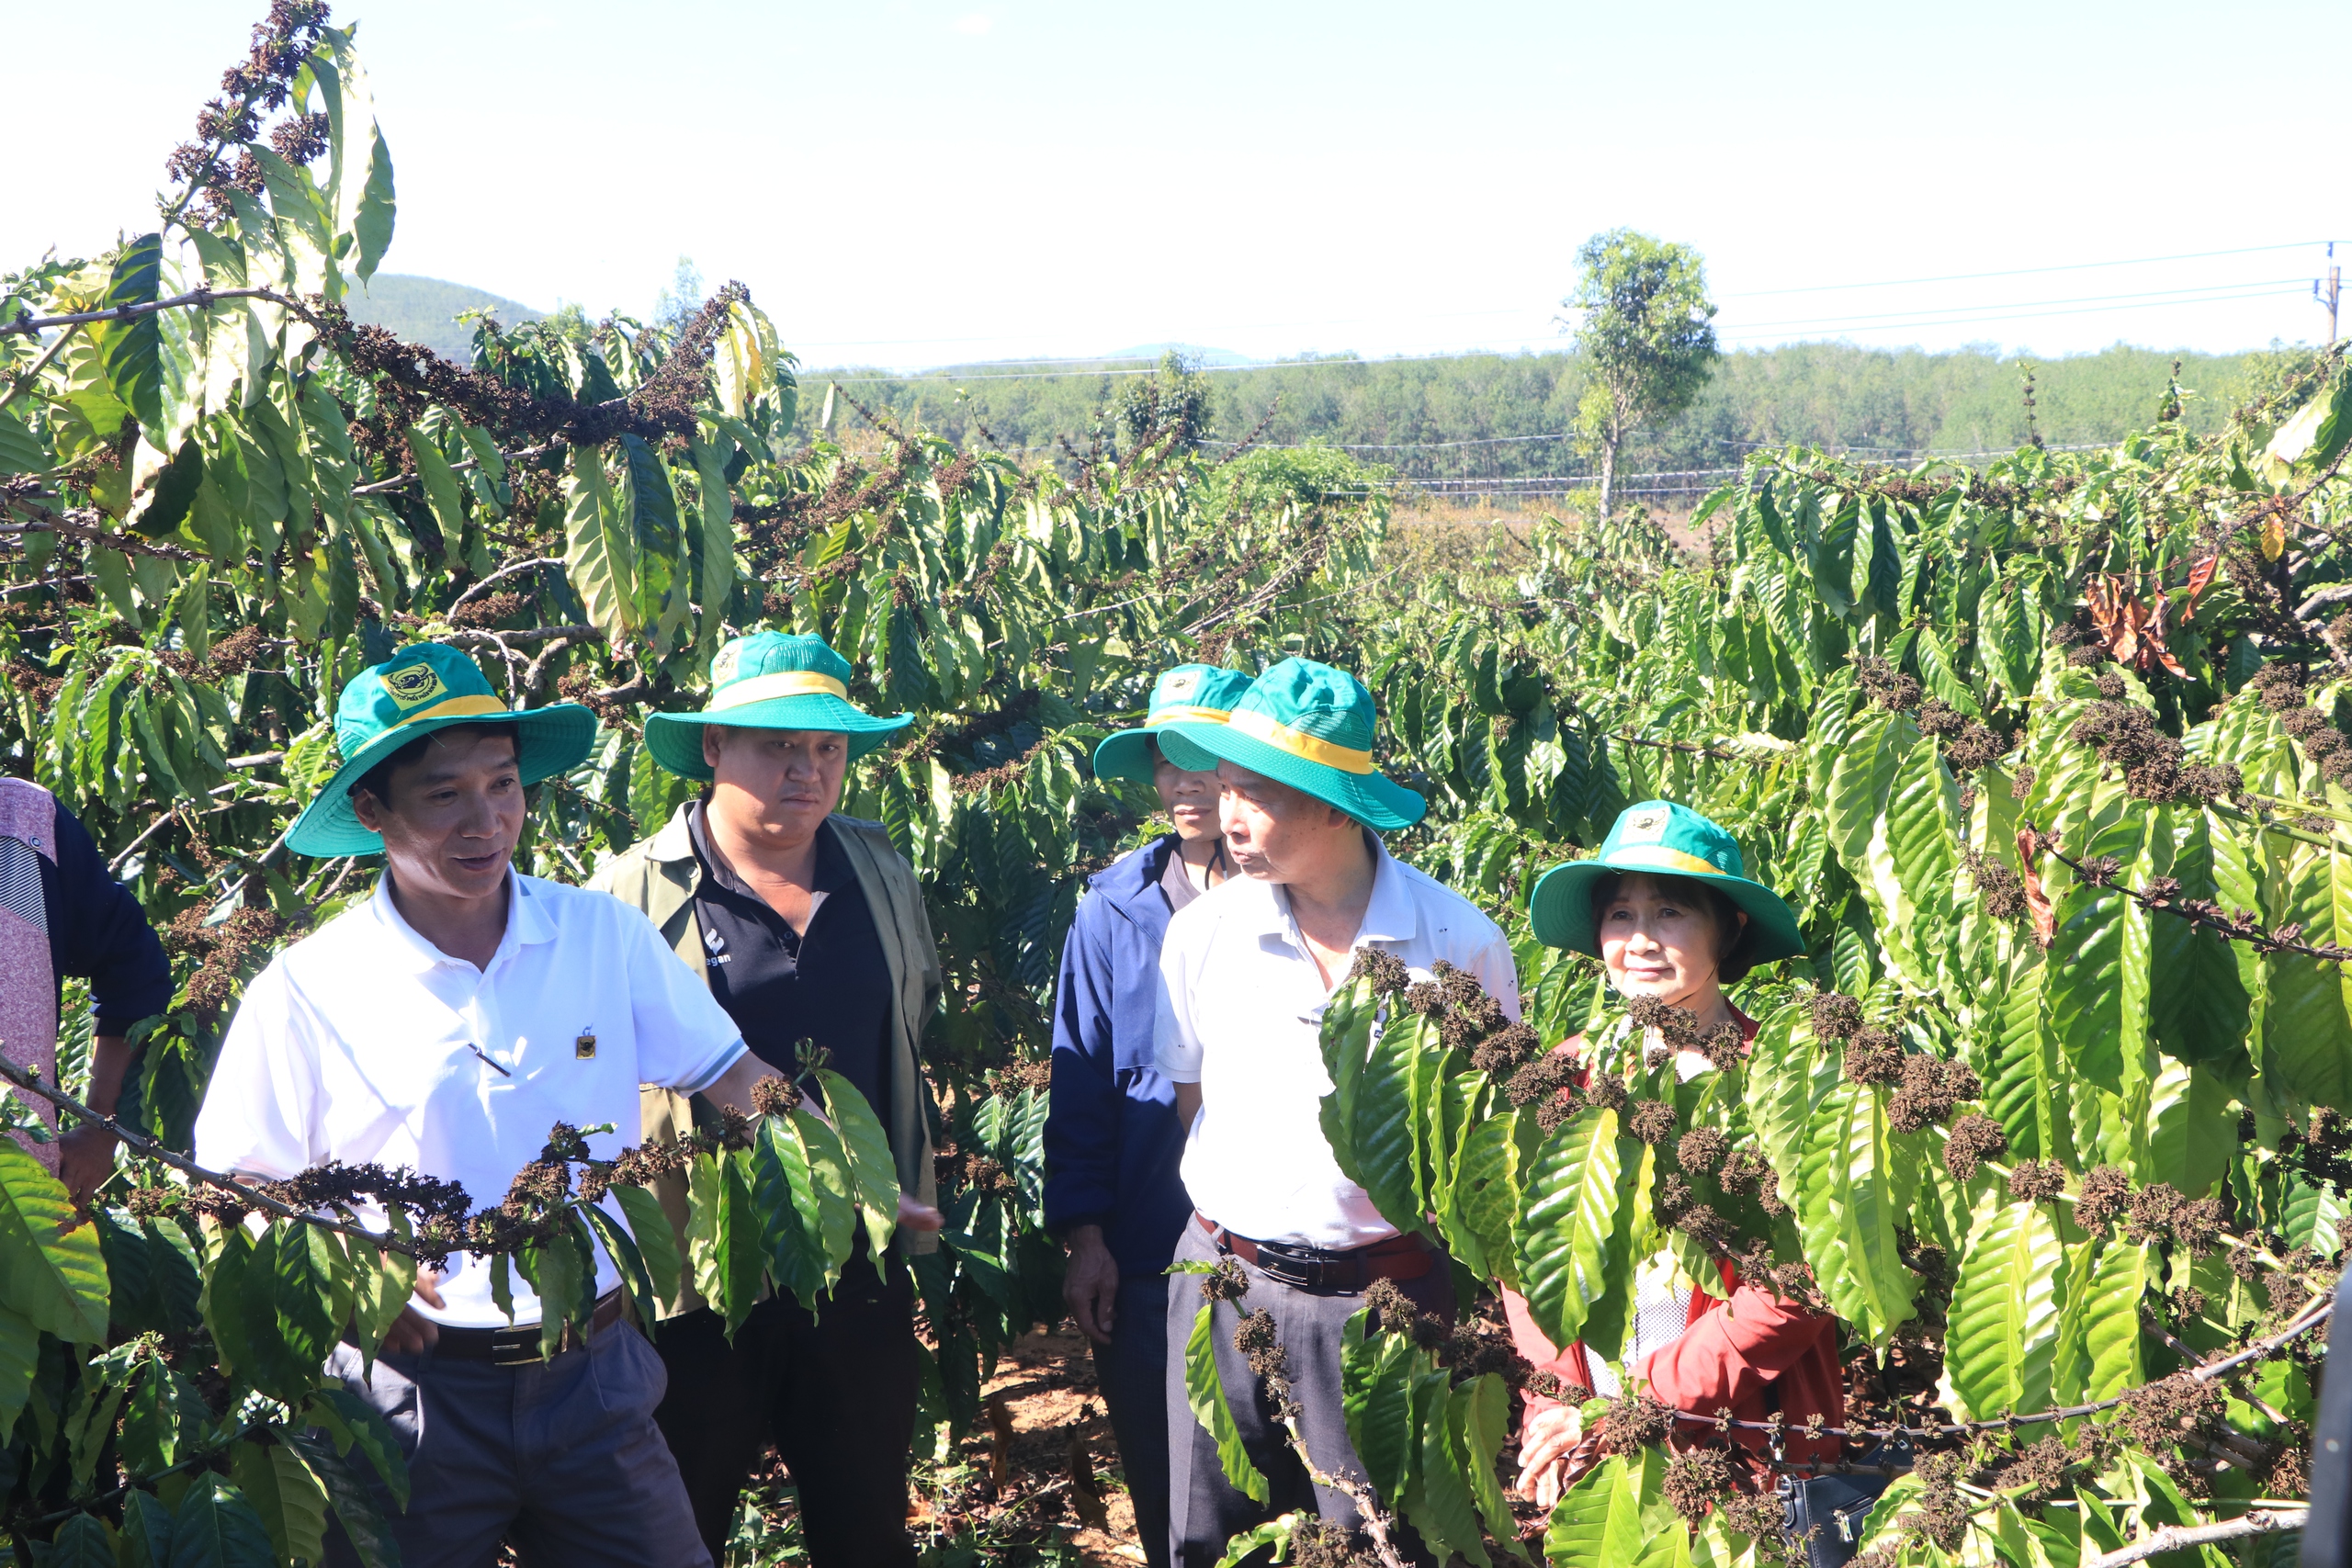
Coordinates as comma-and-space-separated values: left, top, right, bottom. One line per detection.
344, 275, 545, 360
1106, 343, 1251, 367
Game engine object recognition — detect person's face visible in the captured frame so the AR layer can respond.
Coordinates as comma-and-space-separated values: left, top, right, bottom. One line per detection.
1598, 873, 1742, 1006
1150, 742, 1221, 842
705, 727, 849, 846
1217, 761, 1347, 883
353, 728, 524, 905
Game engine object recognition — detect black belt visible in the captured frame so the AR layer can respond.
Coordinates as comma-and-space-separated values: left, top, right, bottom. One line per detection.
427, 1290, 626, 1367
1195, 1213, 1434, 1292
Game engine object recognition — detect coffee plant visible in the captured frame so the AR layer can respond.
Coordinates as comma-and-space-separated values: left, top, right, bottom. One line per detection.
5, 5, 2352, 1566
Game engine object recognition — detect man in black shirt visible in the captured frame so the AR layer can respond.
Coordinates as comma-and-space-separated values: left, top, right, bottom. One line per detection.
687, 801, 894, 1118
594, 631, 944, 1568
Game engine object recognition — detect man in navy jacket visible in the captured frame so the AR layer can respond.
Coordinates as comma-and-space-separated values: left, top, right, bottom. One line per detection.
1046, 665, 1251, 1568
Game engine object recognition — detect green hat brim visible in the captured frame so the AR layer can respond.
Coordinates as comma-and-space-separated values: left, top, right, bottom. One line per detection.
1526, 855, 1806, 964
643, 694, 914, 781
287, 704, 600, 859
1157, 720, 1425, 830
1092, 728, 1176, 784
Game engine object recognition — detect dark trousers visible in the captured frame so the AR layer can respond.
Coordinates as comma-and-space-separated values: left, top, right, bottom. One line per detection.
1164, 1222, 1455, 1568
322, 1321, 706, 1568
1093, 1274, 1172, 1568
652, 1251, 921, 1568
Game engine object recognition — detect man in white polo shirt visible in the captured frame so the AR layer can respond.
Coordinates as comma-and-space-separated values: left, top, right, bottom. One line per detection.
196, 645, 777, 1568
1150, 659, 1520, 1568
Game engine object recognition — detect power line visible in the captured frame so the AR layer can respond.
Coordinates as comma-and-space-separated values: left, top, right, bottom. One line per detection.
1716, 241, 2329, 299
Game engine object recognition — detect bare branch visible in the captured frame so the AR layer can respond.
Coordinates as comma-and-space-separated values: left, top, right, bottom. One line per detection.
2083, 1508, 2307, 1568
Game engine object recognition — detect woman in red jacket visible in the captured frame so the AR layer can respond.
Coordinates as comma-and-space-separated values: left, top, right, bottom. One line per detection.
1502, 803, 1859, 1547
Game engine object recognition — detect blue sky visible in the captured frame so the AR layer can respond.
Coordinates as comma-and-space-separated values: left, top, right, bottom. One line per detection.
9, 1, 2346, 371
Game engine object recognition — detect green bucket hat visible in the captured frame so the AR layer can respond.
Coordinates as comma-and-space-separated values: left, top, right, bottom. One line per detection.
287, 643, 599, 858
1091, 665, 1255, 784
1156, 658, 1426, 831
643, 631, 912, 782
1526, 800, 1804, 964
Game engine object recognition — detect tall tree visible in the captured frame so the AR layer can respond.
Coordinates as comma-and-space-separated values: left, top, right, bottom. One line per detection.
1565, 229, 1718, 516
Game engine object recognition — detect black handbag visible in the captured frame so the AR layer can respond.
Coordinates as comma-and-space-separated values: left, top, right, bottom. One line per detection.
1781, 1465, 1898, 1568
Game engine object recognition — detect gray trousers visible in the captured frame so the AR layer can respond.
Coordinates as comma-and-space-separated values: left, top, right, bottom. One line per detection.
322, 1321, 709, 1568
1093, 1274, 1171, 1568
1164, 1222, 1455, 1568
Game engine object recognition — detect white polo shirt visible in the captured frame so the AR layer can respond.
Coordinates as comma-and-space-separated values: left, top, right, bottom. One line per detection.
1153, 834, 1520, 1247
195, 870, 746, 1328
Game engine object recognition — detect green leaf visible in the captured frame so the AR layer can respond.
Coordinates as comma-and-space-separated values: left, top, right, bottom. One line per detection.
119, 1492, 175, 1568
612, 1182, 682, 1310
1216, 1516, 1299, 1568
285, 1429, 401, 1568
1341, 1313, 1424, 1505
272, 1220, 344, 1375
1458, 1372, 1527, 1562
581, 1201, 659, 1330
1795, 1079, 1918, 1341
1450, 1108, 1522, 1292
2147, 811, 2253, 1069
1945, 1200, 2065, 1421
1409, 1376, 1490, 1568
229, 1439, 330, 1568
165, 1477, 279, 1568
1351, 1010, 1436, 1239
1317, 977, 1378, 1186
1184, 1300, 1269, 1505
563, 443, 636, 641
2054, 1241, 2150, 1405
2260, 838, 2352, 1105
0, 1141, 109, 1342
1982, 950, 2069, 1166
787, 1107, 859, 1288
119, 1356, 209, 1480
818, 1067, 902, 1260
1542, 1452, 1653, 1568
2144, 1059, 2232, 1198
2046, 807, 2154, 1095
1511, 1107, 1624, 1349
46, 1512, 116, 1567
97, 233, 165, 432
0, 1303, 36, 1438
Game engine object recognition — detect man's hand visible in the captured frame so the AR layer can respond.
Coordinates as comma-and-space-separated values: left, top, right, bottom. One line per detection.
1516, 1404, 1602, 1509
58, 1122, 121, 1209
59, 1032, 134, 1209
1062, 1224, 1120, 1346
380, 1270, 446, 1355
897, 1192, 944, 1232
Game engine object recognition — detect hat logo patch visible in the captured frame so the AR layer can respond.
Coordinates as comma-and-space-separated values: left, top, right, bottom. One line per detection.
711, 645, 741, 686
382, 664, 447, 709
1164, 671, 1200, 696
1622, 808, 1668, 840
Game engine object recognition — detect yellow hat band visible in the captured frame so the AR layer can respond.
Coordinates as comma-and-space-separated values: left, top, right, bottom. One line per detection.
1148, 705, 1235, 727
1228, 705, 1374, 774
1608, 844, 1732, 879
385, 693, 510, 732
712, 671, 851, 709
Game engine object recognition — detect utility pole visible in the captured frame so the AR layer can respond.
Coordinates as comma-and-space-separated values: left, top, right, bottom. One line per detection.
2321, 241, 2342, 344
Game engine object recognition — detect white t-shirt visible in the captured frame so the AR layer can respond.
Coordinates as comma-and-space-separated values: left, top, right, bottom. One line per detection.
195, 871, 746, 1327
1153, 835, 1520, 1247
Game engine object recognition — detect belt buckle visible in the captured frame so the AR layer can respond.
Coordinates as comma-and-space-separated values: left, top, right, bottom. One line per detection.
490, 1331, 545, 1369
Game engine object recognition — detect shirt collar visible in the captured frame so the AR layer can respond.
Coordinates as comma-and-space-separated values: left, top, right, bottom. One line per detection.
370, 865, 549, 973
1243, 830, 1418, 948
